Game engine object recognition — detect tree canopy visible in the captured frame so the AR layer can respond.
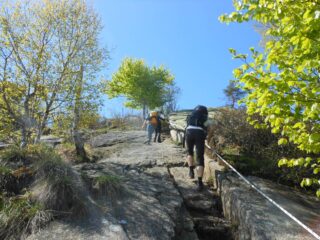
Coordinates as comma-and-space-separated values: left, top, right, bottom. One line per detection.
106, 58, 175, 117
220, 1, 320, 196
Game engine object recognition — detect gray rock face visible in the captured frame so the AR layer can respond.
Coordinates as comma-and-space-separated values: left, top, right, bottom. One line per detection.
169, 110, 191, 131
39, 135, 63, 147
219, 173, 320, 240
28, 130, 198, 240
86, 132, 196, 240
90, 130, 145, 148
170, 129, 184, 144
169, 165, 231, 239
27, 218, 128, 240
169, 109, 218, 130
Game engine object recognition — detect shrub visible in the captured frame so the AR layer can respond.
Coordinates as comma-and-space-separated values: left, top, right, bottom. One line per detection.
0, 194, 51, 240
0, 144, 89, 217
32, 154, 88, 217
0, 143, 89, 239
207, 108, 307, 184
0, 166, 18, 195
0, 144, 57, 166
0, 145, 27, 164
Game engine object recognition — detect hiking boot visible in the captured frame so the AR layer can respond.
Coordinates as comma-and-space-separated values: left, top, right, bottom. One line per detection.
197, 181, 204, 191
189, 169, 195, 179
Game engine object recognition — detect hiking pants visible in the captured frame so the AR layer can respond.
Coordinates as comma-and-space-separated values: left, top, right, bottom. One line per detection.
186, 128, 205, 166
154, 126, 161, 142
147, 124, 155, 143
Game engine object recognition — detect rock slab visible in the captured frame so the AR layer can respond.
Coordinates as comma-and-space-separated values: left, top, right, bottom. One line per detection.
219, 173, 320, 240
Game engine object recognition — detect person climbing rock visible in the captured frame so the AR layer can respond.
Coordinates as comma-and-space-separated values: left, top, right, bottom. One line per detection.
185, 105, 209, 191
154, 111, 165, 143
142, 111, 158, 145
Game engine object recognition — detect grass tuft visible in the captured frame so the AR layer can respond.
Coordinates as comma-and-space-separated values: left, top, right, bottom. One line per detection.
32, 153, 88, 218
93, 174, 123, 198
0, 194, 51, 240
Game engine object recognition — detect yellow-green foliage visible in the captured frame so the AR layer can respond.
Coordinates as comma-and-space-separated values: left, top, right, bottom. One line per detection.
53, 110, 102, 135
0, 81, 24, 140
220, 0, 320, 196
0, 0, 107, 145
106, 58, 175, 110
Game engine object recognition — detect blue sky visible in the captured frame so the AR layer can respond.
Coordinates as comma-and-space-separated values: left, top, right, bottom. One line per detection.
92, 0, 261, 117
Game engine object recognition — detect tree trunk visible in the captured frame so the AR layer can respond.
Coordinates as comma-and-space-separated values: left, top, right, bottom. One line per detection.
21, 126, 28, 148
35, 128, 42, 144
143, 104, 147, 119
35, 94, 55, 143
35, 113, 48, 144
73, 65, 88, 161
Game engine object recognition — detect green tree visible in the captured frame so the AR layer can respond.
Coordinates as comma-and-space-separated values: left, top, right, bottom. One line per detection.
106, 58, 175, 118
220, 1, 320, 196
0, 0, 106, 146
223, 80, 245, 108
0, 81, 24, 142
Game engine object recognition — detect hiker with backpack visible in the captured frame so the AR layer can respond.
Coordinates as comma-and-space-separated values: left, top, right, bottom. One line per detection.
154, 111, 165, 143
142, 111, 159, 145
185, 105, 209, 191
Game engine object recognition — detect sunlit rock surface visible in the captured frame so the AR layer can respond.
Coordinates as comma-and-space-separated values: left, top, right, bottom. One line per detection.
219, 173, 320, 240
169, 109, 320, 240
168, 109, 217, 144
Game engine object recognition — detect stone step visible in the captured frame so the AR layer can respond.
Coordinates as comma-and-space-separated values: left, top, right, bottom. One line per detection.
191, 214, 232, 240
169, 166, 233, 240
196, 225, 232, 240
184, 198, 219, 215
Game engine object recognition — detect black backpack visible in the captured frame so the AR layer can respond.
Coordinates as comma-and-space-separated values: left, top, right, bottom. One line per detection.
186, 105, 208, 128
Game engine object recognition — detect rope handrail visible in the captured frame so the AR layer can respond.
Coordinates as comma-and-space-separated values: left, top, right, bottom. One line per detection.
205, 143, 320, 240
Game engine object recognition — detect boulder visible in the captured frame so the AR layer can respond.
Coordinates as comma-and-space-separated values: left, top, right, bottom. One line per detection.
39, 135, 63, 147
170, 129, 184, 144
219, 173, 320, 240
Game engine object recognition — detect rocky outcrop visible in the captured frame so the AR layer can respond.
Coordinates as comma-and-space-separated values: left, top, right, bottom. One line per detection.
90, 131, 142, 148
84, 131, 198, 240
28, 130, 198, 240
219, 173, 320, 240
168, 109, 218, 144
27, 218, 128, 240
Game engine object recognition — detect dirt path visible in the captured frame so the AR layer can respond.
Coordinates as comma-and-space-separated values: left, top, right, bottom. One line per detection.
28, 130, 231, 240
